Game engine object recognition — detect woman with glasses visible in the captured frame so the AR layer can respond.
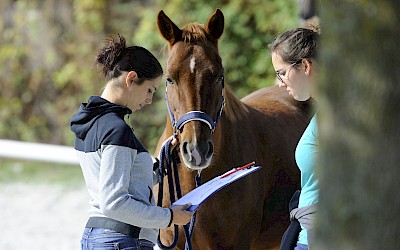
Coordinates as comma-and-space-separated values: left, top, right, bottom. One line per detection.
268, 27, 319, 250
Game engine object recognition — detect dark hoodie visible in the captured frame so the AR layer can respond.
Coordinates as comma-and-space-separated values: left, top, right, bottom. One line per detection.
71, 96, 130, 138
70, 96, 138, 151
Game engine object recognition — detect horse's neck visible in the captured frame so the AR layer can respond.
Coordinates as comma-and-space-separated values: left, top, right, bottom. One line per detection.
211, 108, 250, 167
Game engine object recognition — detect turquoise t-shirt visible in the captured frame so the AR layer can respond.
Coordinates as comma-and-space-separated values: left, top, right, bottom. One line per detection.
295, 114, 319, 245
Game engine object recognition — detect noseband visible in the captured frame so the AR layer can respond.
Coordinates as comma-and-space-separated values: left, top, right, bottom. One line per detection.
165, 80, 225, 137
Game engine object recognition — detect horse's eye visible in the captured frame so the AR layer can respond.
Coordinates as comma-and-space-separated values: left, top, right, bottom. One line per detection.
166, 77, 174, 85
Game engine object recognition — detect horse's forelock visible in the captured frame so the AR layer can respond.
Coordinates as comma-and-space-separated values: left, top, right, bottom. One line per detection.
182, 23, 209, 44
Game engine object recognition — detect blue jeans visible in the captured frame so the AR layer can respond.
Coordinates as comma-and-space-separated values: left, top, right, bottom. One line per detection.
81, 227, 154, 250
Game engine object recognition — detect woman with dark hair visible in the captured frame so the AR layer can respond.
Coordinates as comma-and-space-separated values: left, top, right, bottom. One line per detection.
268, 27, 319, 250
70, 35, 193, 249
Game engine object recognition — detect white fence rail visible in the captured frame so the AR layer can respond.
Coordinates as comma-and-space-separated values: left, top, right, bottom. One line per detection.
0, 139, 79, 165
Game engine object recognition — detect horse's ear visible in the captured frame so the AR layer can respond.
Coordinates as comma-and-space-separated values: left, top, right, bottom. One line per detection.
205, 9, 224, 44
157, 10, 182, 46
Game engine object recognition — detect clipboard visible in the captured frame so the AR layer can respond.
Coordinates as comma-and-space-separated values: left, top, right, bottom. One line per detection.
171, 161, 261, 211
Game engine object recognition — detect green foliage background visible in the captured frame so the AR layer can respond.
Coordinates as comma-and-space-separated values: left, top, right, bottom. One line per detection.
0, 0, 299, 152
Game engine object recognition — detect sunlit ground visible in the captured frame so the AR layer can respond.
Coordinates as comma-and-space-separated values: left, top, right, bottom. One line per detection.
0, 159, 88, 250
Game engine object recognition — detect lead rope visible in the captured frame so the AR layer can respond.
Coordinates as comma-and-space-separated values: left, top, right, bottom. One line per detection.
157, 139, 178, 249
157, 138, 201, 250
184, 173, 201, 250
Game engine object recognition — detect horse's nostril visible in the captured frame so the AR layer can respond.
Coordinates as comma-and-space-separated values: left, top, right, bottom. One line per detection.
206, 141, 214, 158
182, 141, 189, 155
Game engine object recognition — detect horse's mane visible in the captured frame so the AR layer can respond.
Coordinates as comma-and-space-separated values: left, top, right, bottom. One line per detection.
223, 85, 249, 122
182, 23, 208, 44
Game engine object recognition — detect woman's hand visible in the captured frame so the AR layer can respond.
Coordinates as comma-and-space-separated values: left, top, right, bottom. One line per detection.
168, 136, 179, 154
159, 135, 180, 155
170, 204, 195, 225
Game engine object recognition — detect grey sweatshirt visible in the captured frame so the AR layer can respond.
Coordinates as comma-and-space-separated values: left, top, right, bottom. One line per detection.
70, 96, 171, 243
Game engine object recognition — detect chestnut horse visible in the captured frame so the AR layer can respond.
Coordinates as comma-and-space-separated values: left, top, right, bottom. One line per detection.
154, 9, 315, 250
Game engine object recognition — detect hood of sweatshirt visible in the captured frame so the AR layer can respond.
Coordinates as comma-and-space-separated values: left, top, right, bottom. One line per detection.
70, 96, 132, 140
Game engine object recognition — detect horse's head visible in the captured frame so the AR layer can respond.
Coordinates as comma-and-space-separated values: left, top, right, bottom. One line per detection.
157, 9, 225, 171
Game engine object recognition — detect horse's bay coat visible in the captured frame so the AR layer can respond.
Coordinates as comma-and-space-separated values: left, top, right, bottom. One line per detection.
154, 9, 315, 250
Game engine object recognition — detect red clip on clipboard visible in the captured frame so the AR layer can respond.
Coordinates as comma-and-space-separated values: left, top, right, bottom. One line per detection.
172, 161, 261, 211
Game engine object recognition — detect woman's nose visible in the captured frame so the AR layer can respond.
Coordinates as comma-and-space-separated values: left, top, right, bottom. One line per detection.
146, 95, 153, 104
278, 81, 286, 87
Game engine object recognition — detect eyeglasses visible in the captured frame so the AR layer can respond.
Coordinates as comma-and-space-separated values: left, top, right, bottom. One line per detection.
275, 60, 302, 83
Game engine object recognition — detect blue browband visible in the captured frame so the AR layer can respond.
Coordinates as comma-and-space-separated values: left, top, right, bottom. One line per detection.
165, 82, 225, 137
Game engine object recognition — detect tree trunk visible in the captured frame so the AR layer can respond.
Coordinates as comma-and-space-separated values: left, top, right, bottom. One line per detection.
315, 1, 400, 249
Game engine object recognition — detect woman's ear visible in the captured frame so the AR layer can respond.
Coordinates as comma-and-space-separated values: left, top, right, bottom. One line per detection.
303, 59, 312, 75
125, 71, 138, 86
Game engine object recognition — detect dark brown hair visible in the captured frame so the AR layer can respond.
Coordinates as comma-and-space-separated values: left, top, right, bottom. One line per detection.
95, 34, 163, 83
268, 28, 319, 63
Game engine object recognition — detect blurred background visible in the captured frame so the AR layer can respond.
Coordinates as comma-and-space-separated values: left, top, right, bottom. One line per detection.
0, 0, 307, 249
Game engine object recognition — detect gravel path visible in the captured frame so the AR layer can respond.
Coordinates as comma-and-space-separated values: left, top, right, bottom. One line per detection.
0, 183, 89, 250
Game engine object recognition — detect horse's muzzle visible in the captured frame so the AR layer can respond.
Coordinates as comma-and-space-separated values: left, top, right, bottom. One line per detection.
181, 139, 214, 170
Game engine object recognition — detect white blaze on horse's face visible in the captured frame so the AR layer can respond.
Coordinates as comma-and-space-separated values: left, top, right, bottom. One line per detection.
190, 57, 196, 73
186, 136, 204, 169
